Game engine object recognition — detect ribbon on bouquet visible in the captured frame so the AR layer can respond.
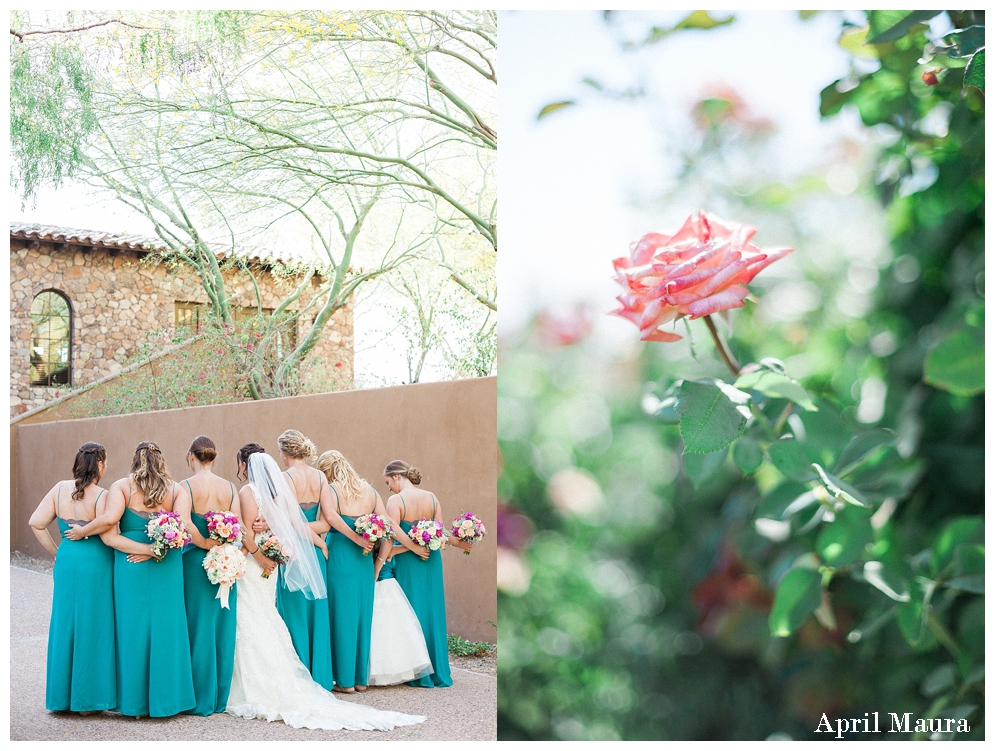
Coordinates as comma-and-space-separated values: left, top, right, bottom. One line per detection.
216, 582, 233, 609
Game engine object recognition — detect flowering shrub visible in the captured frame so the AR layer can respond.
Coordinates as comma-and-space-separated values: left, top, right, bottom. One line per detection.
499, 11, 984, 740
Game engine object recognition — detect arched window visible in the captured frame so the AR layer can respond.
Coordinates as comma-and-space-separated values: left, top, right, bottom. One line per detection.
30, 290, 72, 387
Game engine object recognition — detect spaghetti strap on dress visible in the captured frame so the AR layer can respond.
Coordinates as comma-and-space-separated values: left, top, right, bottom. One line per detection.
277, 488, 334, 691
114, 494, 196, 716
46, 485, 117, 712
182, 479, 238, 715
392, 492, 453, 688
325, 485, 375, 689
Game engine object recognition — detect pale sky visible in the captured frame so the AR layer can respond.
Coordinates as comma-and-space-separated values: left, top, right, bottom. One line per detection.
499, 10, 875, 342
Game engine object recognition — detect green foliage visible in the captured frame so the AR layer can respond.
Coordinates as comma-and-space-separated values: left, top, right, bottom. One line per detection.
448, 634, 494, 656
9, 24, 98, 200
924, 327, 984, 395
676, 379, 749, 454
769, 566, 822, 637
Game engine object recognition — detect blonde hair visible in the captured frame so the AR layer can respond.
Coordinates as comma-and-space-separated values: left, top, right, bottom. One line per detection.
383, 459, 422, 486
131, 441, 172, 509
318, 450, 366, 503
278, 430, 316, 462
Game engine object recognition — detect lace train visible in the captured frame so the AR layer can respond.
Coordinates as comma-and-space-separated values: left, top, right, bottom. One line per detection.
226, 555, 426, 730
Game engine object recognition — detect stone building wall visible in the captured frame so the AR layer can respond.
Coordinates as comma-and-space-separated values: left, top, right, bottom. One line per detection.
10, 236, 354, 417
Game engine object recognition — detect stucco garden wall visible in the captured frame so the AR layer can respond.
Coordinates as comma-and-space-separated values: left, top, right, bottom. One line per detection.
12, 377, 496, 641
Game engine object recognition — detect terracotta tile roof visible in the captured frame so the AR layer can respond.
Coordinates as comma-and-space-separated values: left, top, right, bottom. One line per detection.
10, 222, 291, 266
10, 222, 165, 252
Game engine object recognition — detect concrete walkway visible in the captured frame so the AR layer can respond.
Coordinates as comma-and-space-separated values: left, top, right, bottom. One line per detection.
10, 566, 496, 741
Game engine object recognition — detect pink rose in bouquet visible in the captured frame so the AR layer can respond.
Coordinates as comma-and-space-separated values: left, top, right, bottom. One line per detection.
450, 512, 487, 556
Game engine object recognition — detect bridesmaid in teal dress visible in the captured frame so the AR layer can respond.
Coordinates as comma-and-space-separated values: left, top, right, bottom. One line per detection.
272, 429, 333, 691
316, 449, 391, 693
177, 435, 240, 715
100, 441, 196, 717
384, 460, 470, 689
28, 442, 116, 714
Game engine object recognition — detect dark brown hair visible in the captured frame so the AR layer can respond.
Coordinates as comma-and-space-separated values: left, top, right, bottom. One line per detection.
131, 441, 171, 508
188, 435, 218, 464
72, 442, 106, 501
236, 443, 266, 481
384, 460, 422, 485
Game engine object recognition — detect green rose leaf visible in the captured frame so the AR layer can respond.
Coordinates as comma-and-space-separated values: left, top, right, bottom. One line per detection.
924, 327, 984, 396
820, 79, 857, 117
757, 482, 814, 520
644, 10, 734, 44
921, 663, 958, 697
732, 437, 763, 474
537, 101, 576, 120
834, 429, 895, 477
768, 437, 817, 482
896, 580, 937, 651
935, 26, 986, 58
770, 567, 822, 637
862, 561, 911, 602
816, 505, 874, 569
682, 448, 728, 490
946, 544, 984, 593
964, 48, 985, 93
931, 516, 984, 576
677, 380, 750, 454
735, 370, 817, 411
813, 463, 870, 508
867, 10, 942, 45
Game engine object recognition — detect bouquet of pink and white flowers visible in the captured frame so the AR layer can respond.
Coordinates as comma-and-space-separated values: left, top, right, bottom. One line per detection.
407, 518, 448, 553
256, 530, 292, 578
202, 544, 247, 609
203, 509, 242, 545
451, 512, 487, 555
354, 513, 393, 555
146, 510, 192, 560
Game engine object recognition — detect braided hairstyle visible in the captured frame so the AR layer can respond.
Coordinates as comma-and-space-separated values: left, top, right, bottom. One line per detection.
383, 460, 422, 486
277, 430, 317, 463
71, 442, 106, 501
131, 441, 172, 509
236, 442, 266, 482
318, 450, 367, 503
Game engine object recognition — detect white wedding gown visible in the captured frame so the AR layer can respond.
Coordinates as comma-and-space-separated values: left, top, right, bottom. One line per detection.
226, 553, 427, 730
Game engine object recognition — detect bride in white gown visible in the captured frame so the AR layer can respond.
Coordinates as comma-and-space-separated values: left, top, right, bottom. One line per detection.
225, 447, 426, 731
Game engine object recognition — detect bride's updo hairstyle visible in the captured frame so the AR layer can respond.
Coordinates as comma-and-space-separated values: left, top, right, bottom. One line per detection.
318, 450, 366, 502
236, 443, 266, 482
188, 435, 218, 464
278, 430, 317, 463
131, 441, 172, 509
384, 460, 422, 486
72, 442, 106, 501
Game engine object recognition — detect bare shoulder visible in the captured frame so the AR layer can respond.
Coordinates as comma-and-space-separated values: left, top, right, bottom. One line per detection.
108, 477, 131, 492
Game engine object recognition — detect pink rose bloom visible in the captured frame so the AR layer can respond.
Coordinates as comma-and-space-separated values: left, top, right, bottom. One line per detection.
612, 211, 793, 342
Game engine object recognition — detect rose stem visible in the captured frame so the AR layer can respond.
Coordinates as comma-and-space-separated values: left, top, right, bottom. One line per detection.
703, 314, 741, 378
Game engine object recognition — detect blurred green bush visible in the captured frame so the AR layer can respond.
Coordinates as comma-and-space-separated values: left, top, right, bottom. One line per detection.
497, 11, 984, 741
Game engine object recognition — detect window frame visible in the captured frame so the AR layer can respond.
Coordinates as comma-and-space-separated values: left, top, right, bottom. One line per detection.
29, 289, 73, 388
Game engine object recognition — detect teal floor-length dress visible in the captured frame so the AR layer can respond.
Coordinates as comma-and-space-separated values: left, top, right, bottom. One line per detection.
47, 503, 117, 712
114, 507, 196, 717
276, 502, 333, 691
182, 510, 238, 715
394, 510, 453, 688
325, 493, 375, 689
